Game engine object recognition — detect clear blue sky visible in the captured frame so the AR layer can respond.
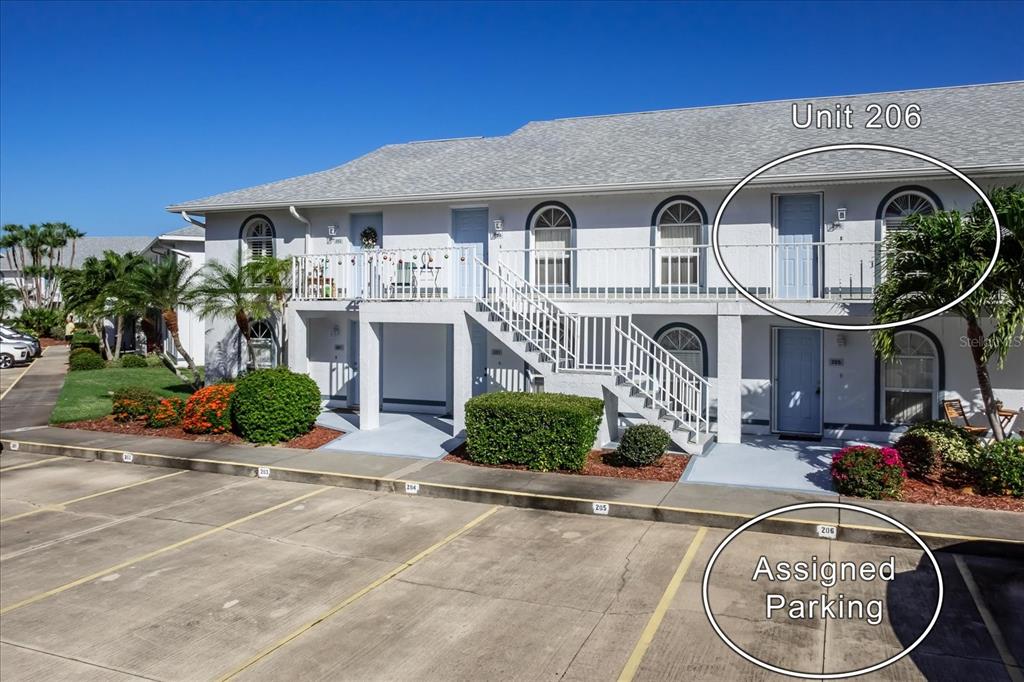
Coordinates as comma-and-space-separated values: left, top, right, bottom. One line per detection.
2, 1, 1022, 237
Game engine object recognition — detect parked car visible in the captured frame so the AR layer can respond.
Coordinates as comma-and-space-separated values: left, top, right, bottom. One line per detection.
0, 324, 41, 357
0, 339, 32, 368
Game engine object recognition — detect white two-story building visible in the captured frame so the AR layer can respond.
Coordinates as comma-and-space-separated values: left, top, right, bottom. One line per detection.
167, 82, 1023, 453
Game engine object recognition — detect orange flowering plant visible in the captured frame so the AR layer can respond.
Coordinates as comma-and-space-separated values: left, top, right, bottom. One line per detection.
182, 384, 236, 434
147, 397, 186, 428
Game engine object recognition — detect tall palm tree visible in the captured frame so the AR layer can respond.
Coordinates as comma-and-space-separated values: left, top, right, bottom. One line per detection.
98, 251, 147, 360
873, 186, 1023, 441
0, 282, 18, 321
61, 255, 115, 357
195, 253, 270, 369
131, 257, 202, 388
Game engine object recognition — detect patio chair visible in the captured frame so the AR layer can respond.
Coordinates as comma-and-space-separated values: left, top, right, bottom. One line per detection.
941, 399, 1018, 438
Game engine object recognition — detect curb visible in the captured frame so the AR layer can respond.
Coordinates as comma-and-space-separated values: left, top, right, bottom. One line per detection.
3, 437, 1021, 557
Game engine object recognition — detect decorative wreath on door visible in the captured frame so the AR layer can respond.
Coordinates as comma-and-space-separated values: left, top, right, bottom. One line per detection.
360, 227, 378, 248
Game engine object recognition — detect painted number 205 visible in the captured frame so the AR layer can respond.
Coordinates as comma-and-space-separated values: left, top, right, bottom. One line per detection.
865, 103, 921, 129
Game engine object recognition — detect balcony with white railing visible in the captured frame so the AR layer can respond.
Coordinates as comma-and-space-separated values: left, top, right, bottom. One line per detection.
290, 240, 886, 303
292, 246, 482, 302
496, 241, 884, 302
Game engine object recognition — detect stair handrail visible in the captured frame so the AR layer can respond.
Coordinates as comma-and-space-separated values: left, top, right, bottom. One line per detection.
613, 321, 709, 435
475, 257, 577, 368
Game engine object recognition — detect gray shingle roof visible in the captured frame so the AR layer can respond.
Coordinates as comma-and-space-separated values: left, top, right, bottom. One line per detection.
159, 225, 205, 239
57, 236, 153, 267
169, 82, 1024, 212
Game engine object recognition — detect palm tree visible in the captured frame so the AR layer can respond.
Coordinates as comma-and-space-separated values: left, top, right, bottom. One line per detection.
195, 253, 270, 369
873, 186, 1023, 441
131, 257, 202, 388
247, 255, 293, 365
100, 251, 147, 360
0, 282, 18, 321
61, 255, 115, 357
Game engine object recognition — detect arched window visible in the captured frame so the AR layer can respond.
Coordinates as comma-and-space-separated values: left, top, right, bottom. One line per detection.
249, 320, 277, 369
655, 324, 705, 377
655, 198, 704, 287
529, 203, 574, 288
879, 188, 939, 233
241, 216, 275, 261
883, 330, 938, 424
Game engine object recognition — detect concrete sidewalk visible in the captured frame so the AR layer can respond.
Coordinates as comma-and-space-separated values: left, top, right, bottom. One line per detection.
2, 424, 1020, 552
0, 345, 69, 432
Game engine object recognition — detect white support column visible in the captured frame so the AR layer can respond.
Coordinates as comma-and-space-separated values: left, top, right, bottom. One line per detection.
286, 308, 308, 374
451, 313, 474, 436
599, 385, 620, 447
359, 320, 381, 430
717, 313, 743, 444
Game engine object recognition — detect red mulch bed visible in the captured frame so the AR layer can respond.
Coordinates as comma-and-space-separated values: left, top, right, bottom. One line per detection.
57, 417, 344, 450
39, 337, 68, 349
444, 443, 688, 482
899, 466, 1023, 512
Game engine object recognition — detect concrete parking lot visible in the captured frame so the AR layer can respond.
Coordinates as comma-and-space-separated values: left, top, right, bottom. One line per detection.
1, 452, 1021, 681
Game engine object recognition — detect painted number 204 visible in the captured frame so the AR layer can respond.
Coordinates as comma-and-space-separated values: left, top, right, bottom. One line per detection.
865, 103, 921, 129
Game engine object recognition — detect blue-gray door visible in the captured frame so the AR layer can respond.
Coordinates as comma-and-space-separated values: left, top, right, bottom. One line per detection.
776, 194, 821, 299
350, 213, 383, 250
452, 208, 488, 297
774, 328, 822, 434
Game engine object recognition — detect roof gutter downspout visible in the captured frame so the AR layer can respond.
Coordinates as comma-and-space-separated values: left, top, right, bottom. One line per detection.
289, 205, 311, 255
180, 211, 206, 228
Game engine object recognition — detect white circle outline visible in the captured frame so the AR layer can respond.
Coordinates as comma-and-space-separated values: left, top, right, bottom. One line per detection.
700, 501, 944, 679
710, 143, 1002, 331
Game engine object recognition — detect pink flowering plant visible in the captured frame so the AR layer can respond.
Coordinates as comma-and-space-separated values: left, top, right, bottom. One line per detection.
830, 445, 906, 500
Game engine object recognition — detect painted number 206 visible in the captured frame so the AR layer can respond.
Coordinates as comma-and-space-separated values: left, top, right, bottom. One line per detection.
865, 103, 921, 129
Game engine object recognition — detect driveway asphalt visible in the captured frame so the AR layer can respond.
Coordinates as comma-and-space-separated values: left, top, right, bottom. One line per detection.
1, 453, 1020, 681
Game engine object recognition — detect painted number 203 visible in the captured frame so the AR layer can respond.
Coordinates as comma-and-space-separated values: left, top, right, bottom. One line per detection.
865, 103, 921, 129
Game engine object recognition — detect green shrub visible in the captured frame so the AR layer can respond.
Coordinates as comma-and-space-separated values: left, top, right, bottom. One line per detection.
17, 307, 63, 336
615, 424, 671, 467
231, 368, 321, 443
48, 325, 65, 339
120, 354, 148, 368
183, 384, 235, 434
894, 432, 940, 478
830, 445, 906, 500
465, 392, 603, 471
111, 386, 162, 422
905, 420, 979, 469
147, 397, 186, 428
68, 348, 105, 371
70, 331, 101, 354
974, 439, 1024, 497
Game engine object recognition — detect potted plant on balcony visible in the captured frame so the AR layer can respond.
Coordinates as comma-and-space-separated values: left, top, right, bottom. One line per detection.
360, 226, 378, 249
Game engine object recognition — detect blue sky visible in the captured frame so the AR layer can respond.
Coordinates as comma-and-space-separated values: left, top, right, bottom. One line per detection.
1, 1, 1022, 237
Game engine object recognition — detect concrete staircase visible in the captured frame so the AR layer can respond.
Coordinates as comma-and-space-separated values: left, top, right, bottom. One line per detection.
471, 258, 713, 455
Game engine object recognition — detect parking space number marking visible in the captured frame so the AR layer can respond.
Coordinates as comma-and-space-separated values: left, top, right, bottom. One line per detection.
593, 502, 610, 515
257, 466, 271, 479
122, 452, 134, 463
405, 482, 420, 494
816, 524, 837, 540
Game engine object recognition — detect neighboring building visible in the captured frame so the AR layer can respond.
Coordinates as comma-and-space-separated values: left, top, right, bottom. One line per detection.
167, 82, 1024, 451
141, 225, 206, 368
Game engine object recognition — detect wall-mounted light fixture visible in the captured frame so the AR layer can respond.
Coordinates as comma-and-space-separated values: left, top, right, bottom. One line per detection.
492, 218, 504, 237
836, 333, 848, 347
327, 225, 338, 242
831, 207, 847, 231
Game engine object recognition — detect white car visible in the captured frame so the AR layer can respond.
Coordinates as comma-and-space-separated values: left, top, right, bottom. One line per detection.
0, 339, 32, 369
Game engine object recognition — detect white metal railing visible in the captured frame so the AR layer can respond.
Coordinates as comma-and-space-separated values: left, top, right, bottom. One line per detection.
475, 258, 577, 367
497, 240, 883, 301
292, 246, 480, 301
613, 320, 710, 437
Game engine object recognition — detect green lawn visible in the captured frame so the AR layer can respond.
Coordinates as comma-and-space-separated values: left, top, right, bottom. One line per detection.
51, 366, 195, 424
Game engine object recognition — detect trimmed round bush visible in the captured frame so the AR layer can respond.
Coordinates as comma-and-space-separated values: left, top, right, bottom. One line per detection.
465, 392, 603, 471
974, 439, 1024, 497
70, 331, 101, 354
905, 420, 978, 469
615, 424, 671, 467
111, 386, 161, 422
183, 384, 236, 434
830, 445, 906, 500
120, 354, 147, 368
69, 348, 105, 371
894, 432, 939, 478
147, 397, 186, 428
231, 368, 321, 443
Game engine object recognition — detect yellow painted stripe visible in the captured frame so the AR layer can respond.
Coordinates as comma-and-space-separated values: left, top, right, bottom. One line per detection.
619, 527, 708, 682
0, 363, 32, 401
0, 486, 330, 615
954, 554, 1024, 682
3, 438, 1022, 547
0, 456, 67, 472
217, 505, 501, 681
0, 470, 188, 523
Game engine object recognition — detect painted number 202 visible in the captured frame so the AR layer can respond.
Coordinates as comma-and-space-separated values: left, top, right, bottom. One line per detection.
865, 103, 921, 129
